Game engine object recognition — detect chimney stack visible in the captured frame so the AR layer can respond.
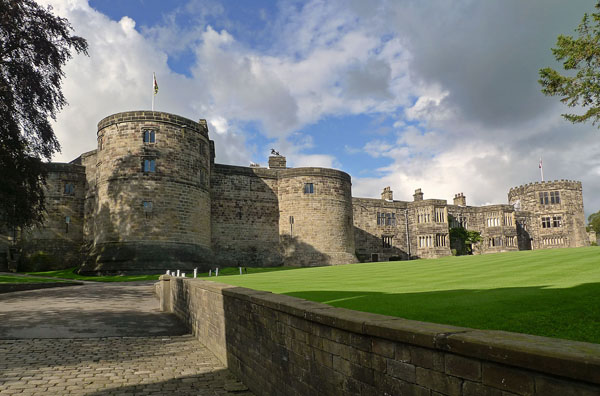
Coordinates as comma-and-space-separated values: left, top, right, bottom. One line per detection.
268, 155, 286, 169
453, 192, 466, 206
381, 186, 393, 201
413, 188, 424, 201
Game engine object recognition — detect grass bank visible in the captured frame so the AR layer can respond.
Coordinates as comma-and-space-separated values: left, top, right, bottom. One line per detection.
201, 247, 600, 344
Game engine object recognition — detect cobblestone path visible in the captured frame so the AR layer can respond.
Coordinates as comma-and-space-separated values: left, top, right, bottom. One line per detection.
0, 284, 254, 396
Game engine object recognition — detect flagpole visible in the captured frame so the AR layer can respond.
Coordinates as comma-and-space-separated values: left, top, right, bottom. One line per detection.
152, 73, 155, 112
539, 157, 544, 182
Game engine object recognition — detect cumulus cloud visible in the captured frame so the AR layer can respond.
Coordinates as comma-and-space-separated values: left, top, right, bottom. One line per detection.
39, 0, 600, 217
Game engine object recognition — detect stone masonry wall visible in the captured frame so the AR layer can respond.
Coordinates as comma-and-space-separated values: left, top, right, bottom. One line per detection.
352, 198, 409, 261
81, 111, 212, 273
278, 168, 356, 266
162, 277, 600, 396
20, 163, 86, 270
509, 180, 589, 250
210, 164, 281, 267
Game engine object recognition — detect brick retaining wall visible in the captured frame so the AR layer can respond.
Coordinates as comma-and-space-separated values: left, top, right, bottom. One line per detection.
159, 276, 600, 396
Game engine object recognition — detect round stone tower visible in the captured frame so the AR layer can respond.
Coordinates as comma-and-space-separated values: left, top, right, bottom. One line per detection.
508, 180, 589, 249
278, 168, 357, 266
81, 111, 212, 273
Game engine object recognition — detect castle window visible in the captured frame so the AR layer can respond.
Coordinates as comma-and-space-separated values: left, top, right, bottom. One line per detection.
303, 183, 314, 194
382, 235, 393, 248
434, 208, 446, 223
386, 213, 396, 226
143, 201, 153, 219
541, 216, 551, 228
418, 235, 433, 248
64, 183, 75, 195
435, 234, 447, 247
539, 192, 549, 205
552, 215, 562, 228
143, 129, 156, 143
550, 191, 560, 204
143, 159, 156, 173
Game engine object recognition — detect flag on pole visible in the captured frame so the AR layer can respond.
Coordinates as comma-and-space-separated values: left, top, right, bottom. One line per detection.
539, 157, 544, 182
539, 158, 542, 169
153, 73, 159, 95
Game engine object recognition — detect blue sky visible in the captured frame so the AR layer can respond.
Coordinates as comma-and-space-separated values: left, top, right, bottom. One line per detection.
42, 0, 600, 216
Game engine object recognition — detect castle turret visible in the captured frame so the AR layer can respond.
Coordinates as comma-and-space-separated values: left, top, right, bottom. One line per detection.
81, 111, 213, 274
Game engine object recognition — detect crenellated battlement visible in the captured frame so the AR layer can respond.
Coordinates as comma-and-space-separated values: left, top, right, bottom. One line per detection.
508, 179, 582, 198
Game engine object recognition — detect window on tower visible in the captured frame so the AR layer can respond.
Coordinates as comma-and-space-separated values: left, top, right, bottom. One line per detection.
143, 129, 156, 143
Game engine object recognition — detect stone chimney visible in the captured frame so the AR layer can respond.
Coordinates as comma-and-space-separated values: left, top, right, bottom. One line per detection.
413, 188, 424, 201
381, 186, 393, 201
268, 155, 286, 169
453, 192, 466, 206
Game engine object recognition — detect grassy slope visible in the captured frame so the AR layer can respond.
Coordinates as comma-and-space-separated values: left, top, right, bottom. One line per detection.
25, 268, 160, 282
201, 247, 600, 344
0, 275, 67, 283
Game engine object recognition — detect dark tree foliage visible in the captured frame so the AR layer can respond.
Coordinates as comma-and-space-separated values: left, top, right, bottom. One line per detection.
588, 210, 600, 234
449, 227, 482, 255
539, 2, 600, 127
0, 0, 87, 229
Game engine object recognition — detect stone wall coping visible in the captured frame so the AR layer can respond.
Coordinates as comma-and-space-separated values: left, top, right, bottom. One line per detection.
44, 162, 86, 173
213, 163, 278, 179
185, 278, 600, 385
509, 180, 583, 194
278, 167, 351, 182
97, 111, 208, 138
352, 197, 409, 208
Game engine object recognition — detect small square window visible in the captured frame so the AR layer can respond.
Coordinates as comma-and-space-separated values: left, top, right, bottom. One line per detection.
143, 129, 156, 143
64, 183, 74, 195
303, 183, 314, 194
143, 159, 156, 173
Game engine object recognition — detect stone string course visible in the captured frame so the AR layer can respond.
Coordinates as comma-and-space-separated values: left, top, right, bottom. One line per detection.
160, 277, 600, 396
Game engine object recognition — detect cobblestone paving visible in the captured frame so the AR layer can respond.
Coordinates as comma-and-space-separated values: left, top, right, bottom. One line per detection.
0, 335, 254, 396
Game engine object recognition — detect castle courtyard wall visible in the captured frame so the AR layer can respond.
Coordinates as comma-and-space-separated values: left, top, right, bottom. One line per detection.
210, 164, 281, 267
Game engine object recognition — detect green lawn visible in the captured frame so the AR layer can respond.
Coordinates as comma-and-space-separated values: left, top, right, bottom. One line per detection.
24, 266, 289, 282
0, 275, 67, 283
200, 247, 600, 344
25, 268, 161, 282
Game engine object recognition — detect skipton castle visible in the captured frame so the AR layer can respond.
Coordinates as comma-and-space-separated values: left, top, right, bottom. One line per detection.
1, 111, 590, 273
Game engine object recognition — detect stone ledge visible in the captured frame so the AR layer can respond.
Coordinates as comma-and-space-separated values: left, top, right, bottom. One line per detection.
188, 279, 600, 386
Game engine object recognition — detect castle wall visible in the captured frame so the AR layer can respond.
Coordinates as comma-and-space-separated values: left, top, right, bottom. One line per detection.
210, 164, 281, 267
508, 180, 589, 250
352, 198, 409, 262
80, 111, 212, 274
20, 163, 86, 270
407, 200, 452, 259
448, 204, 519, 254
278, 168, 357, 266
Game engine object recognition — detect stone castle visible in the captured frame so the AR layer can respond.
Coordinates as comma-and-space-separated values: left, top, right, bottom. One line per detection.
0, 111, 590, 273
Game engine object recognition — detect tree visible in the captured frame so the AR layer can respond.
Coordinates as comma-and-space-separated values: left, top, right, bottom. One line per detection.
539, 2, 600, 127
588, 210, 600, 234
449, 226, 482, 255
0, 0, 87, 230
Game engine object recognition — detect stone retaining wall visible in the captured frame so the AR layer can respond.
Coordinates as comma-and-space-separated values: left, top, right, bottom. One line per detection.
159, 276, 600, 396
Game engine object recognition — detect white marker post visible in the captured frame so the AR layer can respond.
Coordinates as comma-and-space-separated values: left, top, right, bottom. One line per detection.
193, 268, 197, 278
166, 270, 170, 275
239, 267, 242, 275
181, 273, 185, 278
209, 269, 212, 277
216, 268, 219, 277
176, 269, 180, 277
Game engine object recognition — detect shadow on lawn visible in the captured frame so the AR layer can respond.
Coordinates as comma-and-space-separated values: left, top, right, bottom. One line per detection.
284, 282, 600, 344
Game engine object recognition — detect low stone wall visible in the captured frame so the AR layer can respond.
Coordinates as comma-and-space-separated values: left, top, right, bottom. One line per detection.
159, 276, 600, 396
